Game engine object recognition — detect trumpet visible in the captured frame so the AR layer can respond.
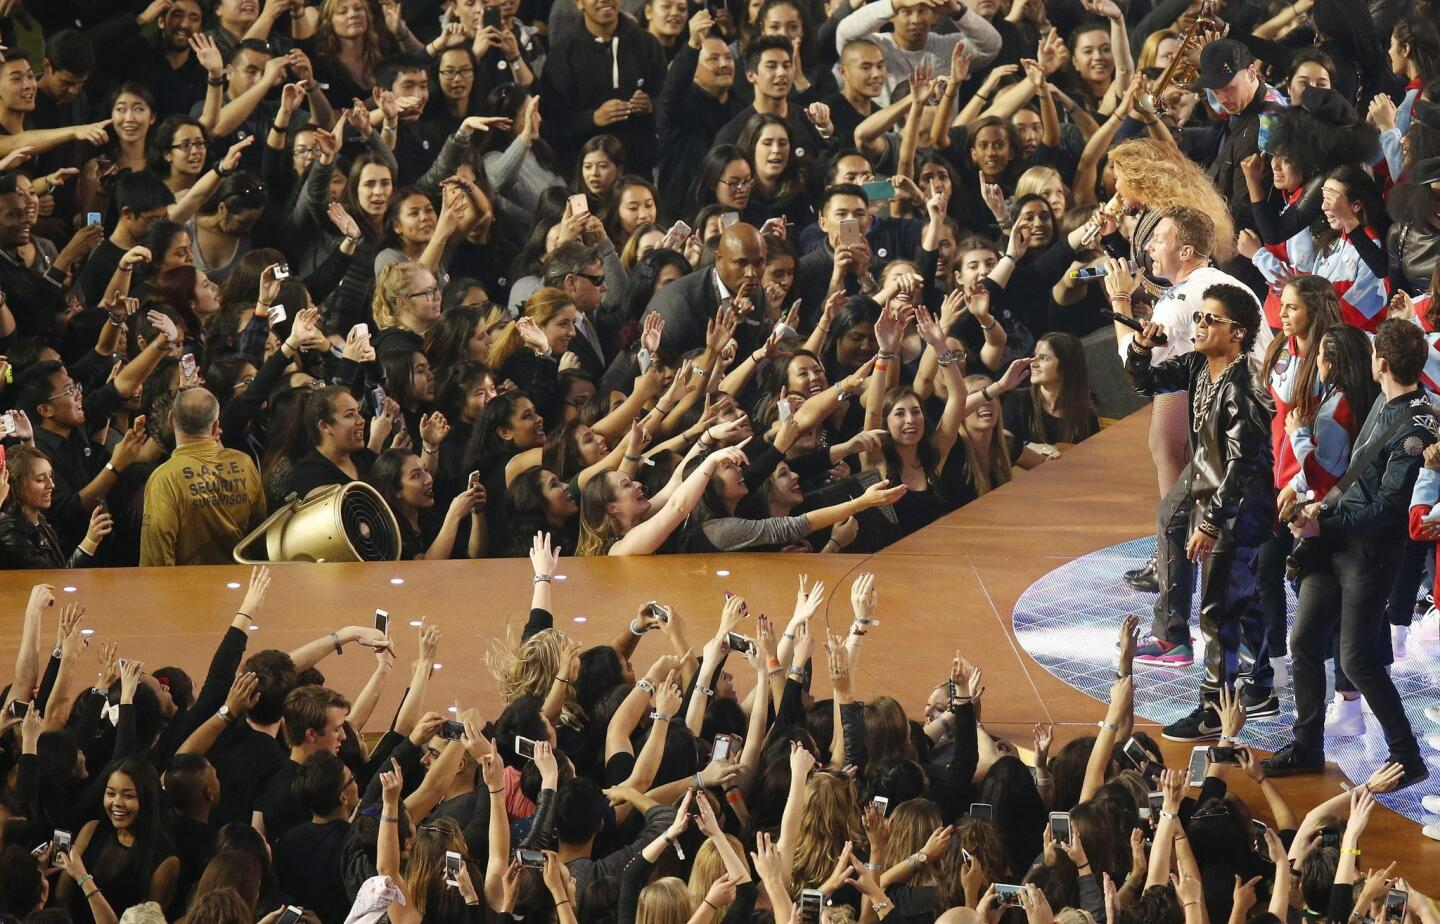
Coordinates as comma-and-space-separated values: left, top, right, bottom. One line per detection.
1140, 0, 1226, 113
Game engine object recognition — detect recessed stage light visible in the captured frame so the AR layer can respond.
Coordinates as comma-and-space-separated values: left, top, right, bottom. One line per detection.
433, 663, 443, 670
226, 582, 241, 589
409, 619, 423, 627
62, 586, 77, 593
715, 570, 730, 577
390, 577, 404, 585
448, 705, 458, 713
554, 575, 567, 581
248, 625, 260, 632
573, 616, 588, 623
81, 629, 95, 637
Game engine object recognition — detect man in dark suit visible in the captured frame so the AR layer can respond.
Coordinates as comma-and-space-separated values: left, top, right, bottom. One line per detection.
642, 224, 770, 359
542, 242, 618, 381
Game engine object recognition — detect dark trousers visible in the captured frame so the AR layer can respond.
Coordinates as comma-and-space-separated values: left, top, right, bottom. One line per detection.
1256, 529, 1293, 657
1151, 470, 1270, 699
1291, 544, 1420, 762
1385, 537, 1429, 628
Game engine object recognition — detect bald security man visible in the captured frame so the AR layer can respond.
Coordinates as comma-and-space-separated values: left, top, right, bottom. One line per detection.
141, 386, 267, 566
641, 223, 771, 359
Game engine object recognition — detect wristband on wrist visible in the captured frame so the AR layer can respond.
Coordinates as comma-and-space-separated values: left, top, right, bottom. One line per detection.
331, 632, 344, 654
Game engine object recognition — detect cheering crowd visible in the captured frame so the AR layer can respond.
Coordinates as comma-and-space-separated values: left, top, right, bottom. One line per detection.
3, 556, 1440, 924
4, 0, 1440, 918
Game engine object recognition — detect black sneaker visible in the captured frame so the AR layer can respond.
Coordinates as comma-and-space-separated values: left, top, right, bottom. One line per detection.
1241, 687, 1282, 720
1390, 755, 1431, 791
1262, 743, 1325, 777
1162, 705, 1223, 742
1125, 555, 1159, 593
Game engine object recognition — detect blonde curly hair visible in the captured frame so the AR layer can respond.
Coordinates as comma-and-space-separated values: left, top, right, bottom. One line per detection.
485, 626, 584, 727
372, 261, 433, 331
1108, 139, 1235, 259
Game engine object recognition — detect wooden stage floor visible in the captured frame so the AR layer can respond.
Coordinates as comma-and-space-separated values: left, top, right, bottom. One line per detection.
4, 407, 1438, 888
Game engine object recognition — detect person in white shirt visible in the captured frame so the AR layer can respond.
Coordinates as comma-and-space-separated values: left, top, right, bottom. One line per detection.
834, 0, 1000, 105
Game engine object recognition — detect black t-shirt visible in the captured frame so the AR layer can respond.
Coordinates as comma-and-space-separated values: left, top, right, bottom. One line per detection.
275, 820, 352, 924
288, 448, 378, 500
77, 239, 126, 308
257, 758, 308, 844
209, 722, 290, 827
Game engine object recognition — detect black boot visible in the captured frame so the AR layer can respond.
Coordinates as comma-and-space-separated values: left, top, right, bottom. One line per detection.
1125, 554, 1159, 592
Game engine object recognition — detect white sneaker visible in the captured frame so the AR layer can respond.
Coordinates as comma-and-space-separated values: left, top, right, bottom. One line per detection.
1393, 625, 1409, 661
1423, 794, 1440, 814
1271, 654, 1290, 688
1325, 694, 1367, 737
1426, 824, 1440, 842
1427, 706, 1440, 724
1429, 735, 1440, 751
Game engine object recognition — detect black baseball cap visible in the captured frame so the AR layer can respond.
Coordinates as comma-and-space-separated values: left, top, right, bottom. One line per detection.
1192, 39, 1255, 91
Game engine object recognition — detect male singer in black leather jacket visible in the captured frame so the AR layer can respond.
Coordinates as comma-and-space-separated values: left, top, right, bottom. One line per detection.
1126, 284, 1276, 743
1265, 319, 1437, 789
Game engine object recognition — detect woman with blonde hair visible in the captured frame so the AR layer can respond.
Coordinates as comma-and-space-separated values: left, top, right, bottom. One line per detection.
488, 287, 578, 420
621, 222, 667, 270
487, 626, 585, 729
1136, 28, 1180, 71
1015, 166, 1069, 225
371, 261, 443, 358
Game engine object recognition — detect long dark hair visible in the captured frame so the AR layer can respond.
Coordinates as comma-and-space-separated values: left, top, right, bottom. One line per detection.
379, 351, 427, 411
737, 113, 806, 201
97, 758, 171, 883
1394, 10, 1440, 85
1030, 333, 1095, 443
879, 385, 944, 498
1315, 165, 1388, 253
367, 447, 419, 512
463, 390, 529, 476
498, 467, 574, 557
1311, 0, 1386, 87
1318, 324, 1380, 435
433, 360, 493, 427
425, 306, 484, 373
688, 144, 752, 216
1262, 274, 1343, 422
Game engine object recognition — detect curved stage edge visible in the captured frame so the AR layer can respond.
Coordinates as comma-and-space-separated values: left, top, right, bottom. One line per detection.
3, 409, 1438, 887
1013, 536, 1440, 829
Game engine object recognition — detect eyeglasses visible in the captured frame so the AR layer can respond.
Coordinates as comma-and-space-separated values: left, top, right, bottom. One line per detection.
409, 286, 442, 300
45, 382, 83, 402
572, 272, 606, 287
438, 68, 474, 79
718, 176, 754, 192
1192, 310, 1240, 328
169, 139, 208, 153
293, 145, 319, 157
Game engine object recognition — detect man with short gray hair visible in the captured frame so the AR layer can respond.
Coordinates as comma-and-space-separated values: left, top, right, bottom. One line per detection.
141, 386, 267, 566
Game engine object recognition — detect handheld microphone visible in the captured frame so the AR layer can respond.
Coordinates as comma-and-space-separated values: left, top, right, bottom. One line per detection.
1069, 261, 1138, 280
1102, 309, 1169, 346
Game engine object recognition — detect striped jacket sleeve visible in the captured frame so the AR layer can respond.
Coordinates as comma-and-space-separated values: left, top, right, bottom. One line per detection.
1287, 392, 1353, 498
